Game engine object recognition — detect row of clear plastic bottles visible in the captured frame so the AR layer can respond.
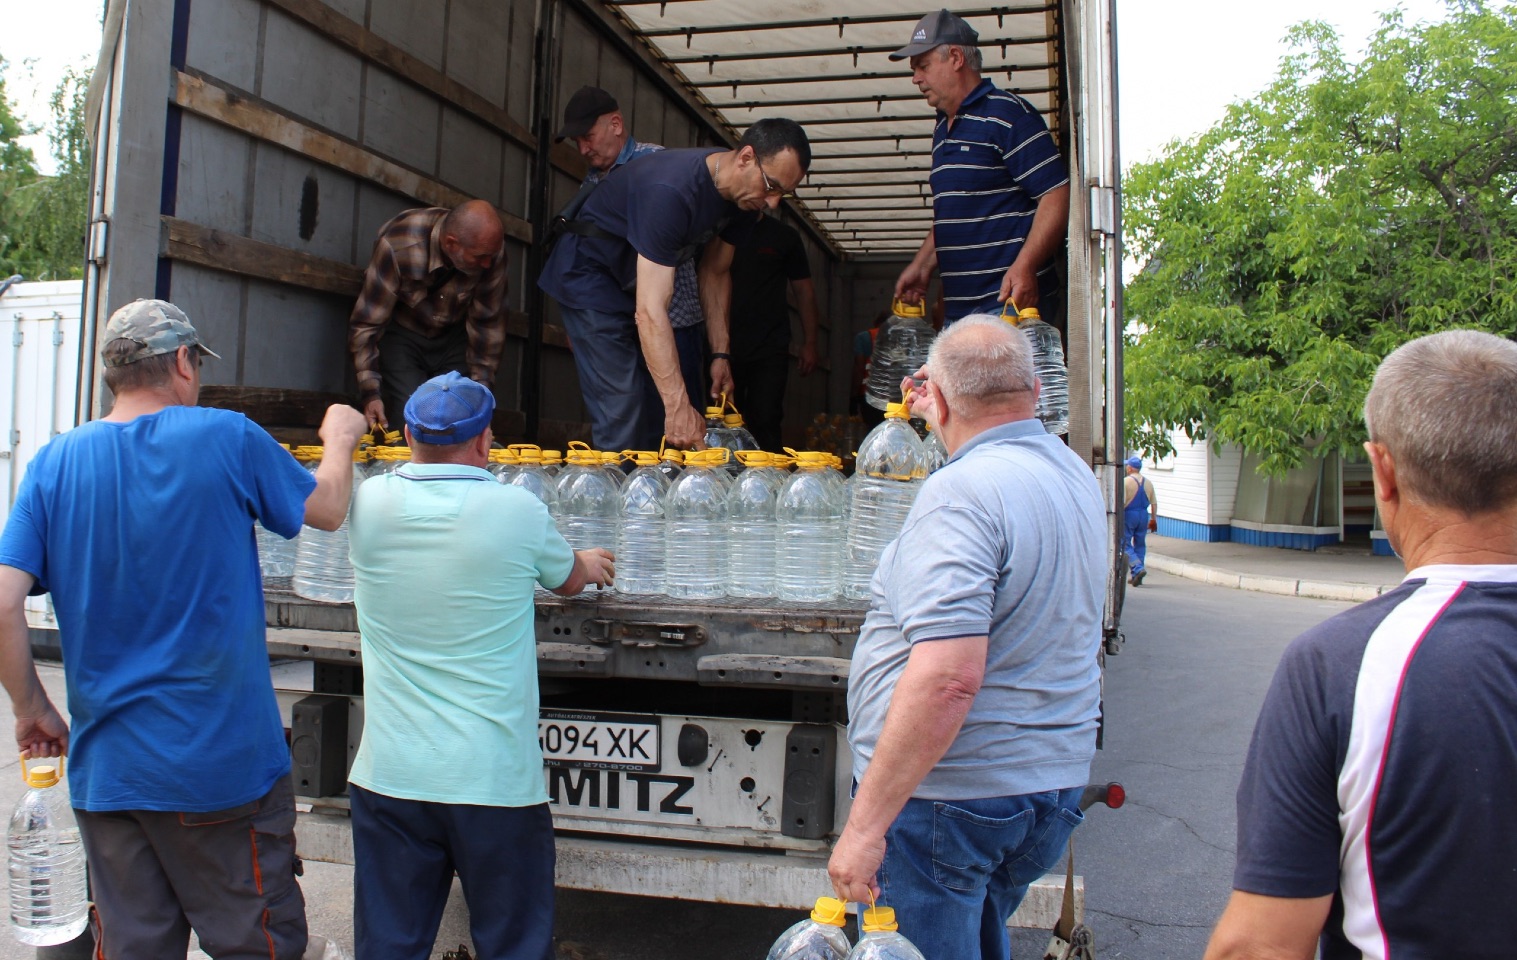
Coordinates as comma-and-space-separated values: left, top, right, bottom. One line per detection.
254, 432, 410, 605
865, 295, 1069, 436
768, 898, 926, 960
497, 399, 938, 603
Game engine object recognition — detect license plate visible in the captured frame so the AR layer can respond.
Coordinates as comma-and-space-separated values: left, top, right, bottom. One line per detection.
539, 710, 660, 771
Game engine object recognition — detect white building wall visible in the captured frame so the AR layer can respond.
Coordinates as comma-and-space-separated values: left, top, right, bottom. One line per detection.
1143, 429, 1210, 524
0, 280, 85, 631
1208, 442, 1244, 525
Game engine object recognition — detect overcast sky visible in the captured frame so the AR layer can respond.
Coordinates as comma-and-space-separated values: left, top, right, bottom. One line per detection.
1, 0, 1452, 173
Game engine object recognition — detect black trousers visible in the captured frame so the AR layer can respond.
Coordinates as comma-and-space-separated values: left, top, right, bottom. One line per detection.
731, 353, 790, 453
377, 322, 470, 431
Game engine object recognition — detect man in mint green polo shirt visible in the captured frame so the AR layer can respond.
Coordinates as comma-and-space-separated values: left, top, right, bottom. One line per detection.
347, 372, 614, 959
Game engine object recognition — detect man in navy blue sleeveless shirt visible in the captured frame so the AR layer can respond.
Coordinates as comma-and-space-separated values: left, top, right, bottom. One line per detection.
0, 300, 368, 957
889, 10, 1070, 325
1205, 330, 1517, 960
539, 118, 811, 451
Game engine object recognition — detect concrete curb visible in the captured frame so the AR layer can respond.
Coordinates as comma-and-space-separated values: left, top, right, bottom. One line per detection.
1145, 554, 1392, 603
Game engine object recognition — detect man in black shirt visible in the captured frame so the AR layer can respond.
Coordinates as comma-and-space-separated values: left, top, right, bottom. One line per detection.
727, 214, 820, 451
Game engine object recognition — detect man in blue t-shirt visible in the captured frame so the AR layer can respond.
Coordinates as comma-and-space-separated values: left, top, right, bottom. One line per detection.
1204, 330, 1517, 960
347, 372, 614, 959
889, 10, 1071, 326
539, 117, 811, 451
0, 300, 367, 957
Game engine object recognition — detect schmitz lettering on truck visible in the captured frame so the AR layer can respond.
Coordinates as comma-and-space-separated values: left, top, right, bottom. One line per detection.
547, 768, 695, 816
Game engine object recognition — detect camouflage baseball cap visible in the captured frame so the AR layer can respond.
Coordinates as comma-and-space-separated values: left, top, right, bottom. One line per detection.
101, 299, 221, 367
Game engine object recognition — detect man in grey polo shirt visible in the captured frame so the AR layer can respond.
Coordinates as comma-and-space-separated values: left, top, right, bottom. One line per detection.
828, 315, 1104, 960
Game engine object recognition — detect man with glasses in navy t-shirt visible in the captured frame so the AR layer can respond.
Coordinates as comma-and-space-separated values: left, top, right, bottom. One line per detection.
539, 118, 811, 451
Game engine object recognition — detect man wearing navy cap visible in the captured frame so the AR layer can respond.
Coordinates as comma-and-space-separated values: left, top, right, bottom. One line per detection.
347, 372, 614, 959
1123, 456, 1158, 586
890, 9, 1071, 327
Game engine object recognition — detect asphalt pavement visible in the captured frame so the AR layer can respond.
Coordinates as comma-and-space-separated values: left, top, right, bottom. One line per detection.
0, 546, 1371, 959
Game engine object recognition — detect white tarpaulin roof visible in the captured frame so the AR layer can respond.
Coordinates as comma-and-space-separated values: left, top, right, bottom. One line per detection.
606, 2, 1063, 257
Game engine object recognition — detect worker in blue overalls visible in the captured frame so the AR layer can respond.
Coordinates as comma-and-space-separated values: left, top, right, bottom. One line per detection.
1123, 456, 1159, 586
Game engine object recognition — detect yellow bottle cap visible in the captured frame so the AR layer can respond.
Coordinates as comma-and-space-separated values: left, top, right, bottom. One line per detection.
810, 896, 848, 927
723, 413, 747, 428
565, 448, 600, 465
541, 450, 563, 464
891, 298, 926, 319
352, 448, 371, 463
685, 448, 731, 468
661, 449, 685, 464
884, 402, 909, 420
292, 445, 322, 462
705, 406, 725, 418
861, 906, 898, 932
517, 449, 544, 465
787, 450, 831, 468
24, 765, 59, 788
734, 450, 774, 468
624, 450, 659, 467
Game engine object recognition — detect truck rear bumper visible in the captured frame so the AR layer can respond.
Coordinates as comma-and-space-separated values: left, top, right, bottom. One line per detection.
295, 810, 1081, 928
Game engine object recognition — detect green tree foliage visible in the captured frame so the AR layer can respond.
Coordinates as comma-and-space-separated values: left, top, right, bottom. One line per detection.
1123, 3, 1517, 475
0, 60, 90, 282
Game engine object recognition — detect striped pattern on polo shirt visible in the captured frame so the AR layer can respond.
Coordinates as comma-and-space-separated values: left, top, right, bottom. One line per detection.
930, 80, 1068, 320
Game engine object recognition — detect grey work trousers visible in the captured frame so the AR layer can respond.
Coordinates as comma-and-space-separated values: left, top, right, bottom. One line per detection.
74, 776, 307, 960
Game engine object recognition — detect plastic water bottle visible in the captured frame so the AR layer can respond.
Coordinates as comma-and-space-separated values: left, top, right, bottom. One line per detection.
508, 447, 560, 514
556, 445, 620, 554
664, 448, 730, 600
844, 404, 927, 600
8, 758, 87, 946
921, 427, 947, 474
720, 411, 760, 471
844, 906, 926, 960
487, 447, 519, 483
540, 449, 564, 478
866, 299, 936, 411
766, 896, 850, 960
616, 451, 671, 595
255, 444, 300, 582
727, 451, 782, 599
1009, 305, 1069, 436
658, 447, 686, 483
702, 406, 734, 454
293, 447, 367, 604
775, 452, 844, 603
598, 451, 627, 488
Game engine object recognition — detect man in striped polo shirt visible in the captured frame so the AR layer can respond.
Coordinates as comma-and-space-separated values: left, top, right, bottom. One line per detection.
890, 10, 1071, 324
1204, 329, 1517, 959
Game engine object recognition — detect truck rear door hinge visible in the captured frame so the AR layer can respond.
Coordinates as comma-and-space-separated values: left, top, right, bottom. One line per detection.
88, 219, 110, 266
1090, 185, 1117, 238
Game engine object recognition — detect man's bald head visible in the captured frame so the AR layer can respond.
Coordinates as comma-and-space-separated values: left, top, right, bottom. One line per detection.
925, 315, 1037, 420
441, 200, 505, 275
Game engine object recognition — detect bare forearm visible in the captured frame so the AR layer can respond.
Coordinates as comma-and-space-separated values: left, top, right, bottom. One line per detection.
847, 646, 982, 837
795, 278, 819, 346
913, 229, 938, 273
1016, 185, 1070, 274
635, 303, 688, 408
0, 577, 48, 720
304, 457, 355, 530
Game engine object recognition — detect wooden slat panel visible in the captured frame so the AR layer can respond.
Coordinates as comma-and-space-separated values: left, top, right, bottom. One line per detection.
162, 214, 364, 296
262, 0, 536, 151
174, 71, 534, 244
159, 215, 569, 351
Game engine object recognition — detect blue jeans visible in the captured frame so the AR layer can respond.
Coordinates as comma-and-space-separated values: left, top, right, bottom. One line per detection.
557, 304, 665, 451
1123, 514, 1148, 573
878, 788, 1085, 960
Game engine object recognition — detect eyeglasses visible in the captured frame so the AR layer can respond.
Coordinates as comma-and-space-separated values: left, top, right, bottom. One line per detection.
755, 160, 795, 199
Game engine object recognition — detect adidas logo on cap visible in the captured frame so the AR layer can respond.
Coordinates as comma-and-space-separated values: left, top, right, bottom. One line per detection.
914, 28, 927, 39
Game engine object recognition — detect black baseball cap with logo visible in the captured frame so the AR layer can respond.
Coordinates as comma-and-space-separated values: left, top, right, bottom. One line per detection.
555, 86, 619, 142
889, 9, 980, 61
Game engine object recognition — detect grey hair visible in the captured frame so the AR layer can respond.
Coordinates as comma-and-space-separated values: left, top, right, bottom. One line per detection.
925, 314, 1035, 415
940, 43, 983, 73
1364, 329, 1517, 515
